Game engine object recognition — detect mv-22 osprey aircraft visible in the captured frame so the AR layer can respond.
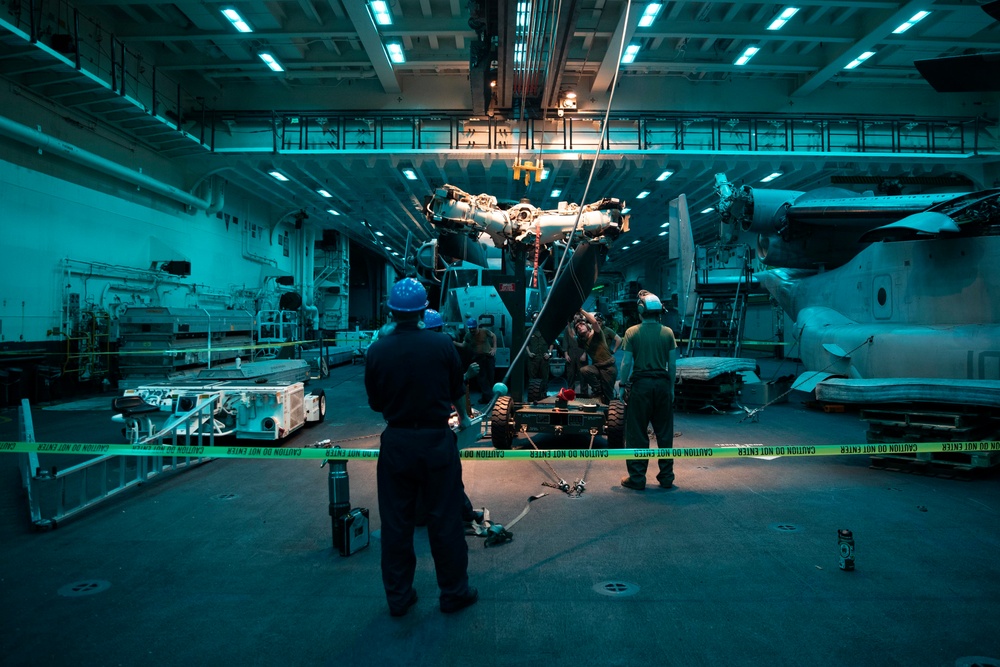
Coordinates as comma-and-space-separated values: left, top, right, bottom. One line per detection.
710, 173, 1000, 416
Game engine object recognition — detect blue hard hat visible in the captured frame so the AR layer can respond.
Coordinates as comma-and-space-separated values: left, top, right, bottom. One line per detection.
466, 317, 478, 329
387, 278, 428, 312
424, 309, 444, 330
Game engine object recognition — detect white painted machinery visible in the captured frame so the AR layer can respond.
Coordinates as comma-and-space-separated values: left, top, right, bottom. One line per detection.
112, 377, 326, 443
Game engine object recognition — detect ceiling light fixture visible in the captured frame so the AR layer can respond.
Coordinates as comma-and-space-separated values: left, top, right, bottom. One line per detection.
327, 209, 341, 216
636, 190, 650, 199
660, 222, 669, 228
386, 42, 405, 64
658, 230, 668, 236
767, 7, 799, 31
656, 170, 674, 182
258, 52, 284, 72
370, 0, 393, 25
550, 189, 562, 197
734, 46, 760, 66
638, 3, 663, 27
268, 170, 288, 181
317, 189, 332, 197
893, 11, 930, 34
621, 44, 641, 64
221, 8, 253, 33
402, 168, 418, 180
701, 207, 715, 214
844, 51, 876, 69
760, 172, 783, 182
375, 231, 385, 237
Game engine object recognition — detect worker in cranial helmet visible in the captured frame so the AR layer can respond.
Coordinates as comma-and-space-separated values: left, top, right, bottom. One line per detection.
617, 289, 678, 492
594, 312, 623, 354
365, 278, 478, 617
525, 311, 552, 389
465, 316, 497, 404
574, 308, 618, 404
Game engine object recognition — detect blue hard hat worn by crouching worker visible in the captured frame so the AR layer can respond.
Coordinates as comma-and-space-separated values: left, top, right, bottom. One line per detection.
466, 317, 478, 329
424, 309, 444, 330
388, 277, 429, 313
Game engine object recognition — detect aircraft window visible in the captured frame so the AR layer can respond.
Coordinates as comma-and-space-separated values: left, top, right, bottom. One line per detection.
455, 269, 479, 286
877, 288, 887, 306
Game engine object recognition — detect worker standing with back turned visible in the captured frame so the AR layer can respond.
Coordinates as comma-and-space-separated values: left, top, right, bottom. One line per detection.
365, 278, 478, 617
618, 290, 678, 490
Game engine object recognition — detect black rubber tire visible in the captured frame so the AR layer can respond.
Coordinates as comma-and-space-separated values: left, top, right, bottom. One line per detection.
309, 389, 326, 424
526, 378, 545, 403
491, 395, 515, 450
605, 399, 626, 448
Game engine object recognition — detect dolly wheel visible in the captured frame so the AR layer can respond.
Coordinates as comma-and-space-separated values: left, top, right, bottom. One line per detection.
605, 399, 626, 448
527, 379, 545, 403
491, 396, 516, 450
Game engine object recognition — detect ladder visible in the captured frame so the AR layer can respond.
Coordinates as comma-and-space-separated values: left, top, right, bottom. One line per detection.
685, 244, 753, 358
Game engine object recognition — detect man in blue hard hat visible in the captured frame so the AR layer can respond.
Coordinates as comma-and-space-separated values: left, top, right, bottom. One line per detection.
365, 278, 478, 616
617, 290, 678, 490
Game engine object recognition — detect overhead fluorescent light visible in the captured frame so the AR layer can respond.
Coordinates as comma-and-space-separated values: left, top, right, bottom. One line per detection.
658, 230, 668, 236
317, 189, 332, 197
631, 239, 641, 245
893, 11, 930, 34
541, 168, 550, 180
402, 168, 418, 180
221, 8, 253, 33
386, 42, 405, 64
767, 7, 799, 31
621, 44, 641, 64
550, 189, 562, 198
660, 222, 669, 228
375, 231, 385, 237
760, 172, 783, 183
844, 51, 876, 69
638, 3, 663, 28
370, 0, 393, 25
327, 209, 341, 216
700, 207, 715, 214
655, 170, 674, 182
636, 190, 650, 199
268, 170, 288, 182
734, 46, 760, 66
258, 52, 284, 72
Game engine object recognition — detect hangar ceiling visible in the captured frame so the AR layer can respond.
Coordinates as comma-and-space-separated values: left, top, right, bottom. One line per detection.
1, 0, 998, 273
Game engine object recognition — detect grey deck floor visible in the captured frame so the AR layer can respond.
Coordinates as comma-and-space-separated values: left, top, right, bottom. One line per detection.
2, 360, 999, 667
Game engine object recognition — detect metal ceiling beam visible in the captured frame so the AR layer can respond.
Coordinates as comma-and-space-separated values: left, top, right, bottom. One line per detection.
340, 0, 401, 94
539, 0, 581, 110
590, 0, 641, 95
792, 0, 932, 97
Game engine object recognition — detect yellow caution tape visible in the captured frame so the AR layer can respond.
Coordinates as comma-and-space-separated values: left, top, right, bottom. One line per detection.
2, 440, 999, 461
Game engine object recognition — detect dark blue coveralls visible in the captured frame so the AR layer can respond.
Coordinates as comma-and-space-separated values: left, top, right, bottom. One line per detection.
364, 321, 471, 612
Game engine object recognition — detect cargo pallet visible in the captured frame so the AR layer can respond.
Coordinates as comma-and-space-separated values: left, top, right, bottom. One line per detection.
675, 373, 742, 413
861, 403, 1000, 474
869, 454, 1000, 479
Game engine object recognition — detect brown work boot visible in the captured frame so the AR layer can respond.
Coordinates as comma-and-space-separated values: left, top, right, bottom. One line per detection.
620, 476, 645, 491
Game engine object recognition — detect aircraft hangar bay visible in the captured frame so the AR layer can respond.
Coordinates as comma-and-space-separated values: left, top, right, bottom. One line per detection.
1, 0, 999, 664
